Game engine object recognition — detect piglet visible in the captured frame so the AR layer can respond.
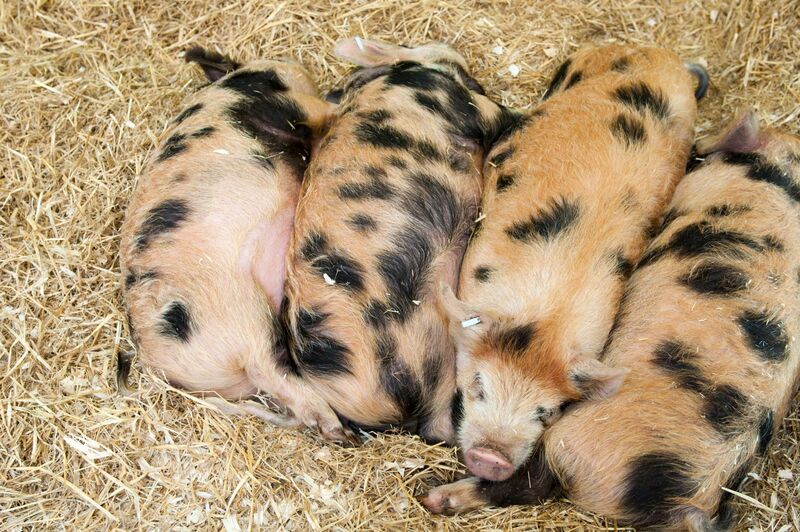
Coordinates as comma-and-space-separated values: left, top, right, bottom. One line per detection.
438, 44, 708, 481
281, 38, 512, 444
119, 46, 355, 444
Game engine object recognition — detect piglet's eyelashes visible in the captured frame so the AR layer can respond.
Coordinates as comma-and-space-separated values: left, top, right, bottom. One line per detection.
468, 373, 485, 401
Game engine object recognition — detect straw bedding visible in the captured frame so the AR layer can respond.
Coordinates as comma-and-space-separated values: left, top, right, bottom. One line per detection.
2, 0, 799, 529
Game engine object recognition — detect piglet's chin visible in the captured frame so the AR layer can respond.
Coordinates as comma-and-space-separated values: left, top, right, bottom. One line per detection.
464, 447, 515, 481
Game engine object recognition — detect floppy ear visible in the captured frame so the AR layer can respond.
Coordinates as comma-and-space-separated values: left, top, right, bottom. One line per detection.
568, 356, 628, 401
437, 283, 491, 352
696, 108, 762, 155
333, 37, 408, 67
185, 46, 241, 82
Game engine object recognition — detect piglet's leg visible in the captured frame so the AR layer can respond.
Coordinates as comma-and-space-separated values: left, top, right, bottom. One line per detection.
277, 377, 360, 447
419, 477, 487, 514
203, 397, 303, 429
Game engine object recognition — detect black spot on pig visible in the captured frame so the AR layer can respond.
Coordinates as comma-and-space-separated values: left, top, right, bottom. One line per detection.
124, 270, 157, 290
564, 71, 583, 90
615, 251, 634, 279
705, 204, 751, 217
135, 199, 189, 251
639, 222, 764, 267
386, 155, 407, 169
158, 133, 188, 161
621, 453, 698, 529
682, 262, 750, 296
738, 310, 788, 362
489, 146, 515, 167
725, 152, 800, 203
615, 82, 670, 120
376, 332, 425, 420
220, 69, 287, 96
292, 308, 351, 376
225, 86, 310, 176
490, 323, 535, 355
451, 389, 465, 434
414, 92, 446, 116
611, 114, 647, 147
474, 266, 493, 282
190, 126, 215, 138
704, 384, 748, 437
363, 299, 390, 329
377, 228, 433, 322
355, 122, 414, 150
173, 103, 203, 125
487, 107, 533, 147
158, 301, 192, 342
377, 173, 466, 321
611, 56, 630, 72
422, 348, 443, 392
439, 60, 486, 95
414, 139, 445, 162
506, 198, 580, 242
756, 409, 774, 455
652, 341, 706, 393
338, 167, 395, 201
543, 59, 572, 99
763, 235, 784, 251
347, 213, 378, 233
496, 173, 515, 192
300, 232, 365, 292
357, 109, 392, 124
385, 65, 444, 90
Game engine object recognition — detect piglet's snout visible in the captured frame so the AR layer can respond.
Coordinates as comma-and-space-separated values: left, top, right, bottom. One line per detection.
465, 447, 515, 482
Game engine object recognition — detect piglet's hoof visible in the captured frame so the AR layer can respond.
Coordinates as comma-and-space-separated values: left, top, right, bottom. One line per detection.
418, 478, 484, 515
319, 420, 361, 447
465, 447, 514, 481
418, 488, 458, 515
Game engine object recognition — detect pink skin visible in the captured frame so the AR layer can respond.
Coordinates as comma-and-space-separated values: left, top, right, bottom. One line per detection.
465, 447, 515, 481
243, 202, 296, 310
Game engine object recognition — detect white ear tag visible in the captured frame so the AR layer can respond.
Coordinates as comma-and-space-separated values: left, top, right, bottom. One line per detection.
461, 316, 481, 328
355, 36, 365, 51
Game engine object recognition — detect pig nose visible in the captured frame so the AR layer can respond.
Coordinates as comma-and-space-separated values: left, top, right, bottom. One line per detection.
465, 447, 515, 481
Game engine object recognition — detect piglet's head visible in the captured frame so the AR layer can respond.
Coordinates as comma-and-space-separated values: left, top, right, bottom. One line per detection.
439, 284, 627, 482
332, 37, 486, 96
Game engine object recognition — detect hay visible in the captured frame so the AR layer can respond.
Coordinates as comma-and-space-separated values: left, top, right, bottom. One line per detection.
2, 0, 798, 529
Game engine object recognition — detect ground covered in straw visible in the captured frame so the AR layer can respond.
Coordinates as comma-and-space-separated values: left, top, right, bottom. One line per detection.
2, 0, 799, 529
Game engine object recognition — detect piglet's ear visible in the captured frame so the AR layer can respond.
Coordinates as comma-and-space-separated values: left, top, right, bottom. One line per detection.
333, 37, 407, 67
696, 108, 762, 155
568, 356, 628, 401
437, 283, 489, 350
185, 46, 241, 82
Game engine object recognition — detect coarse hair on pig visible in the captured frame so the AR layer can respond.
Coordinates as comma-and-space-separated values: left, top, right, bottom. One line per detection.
119, 46, 358, 445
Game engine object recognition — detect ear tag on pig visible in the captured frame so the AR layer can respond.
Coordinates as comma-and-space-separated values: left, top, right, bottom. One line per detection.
461, 316, 481, 328
323, 273, 336, 285
355, 36, 365, 51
